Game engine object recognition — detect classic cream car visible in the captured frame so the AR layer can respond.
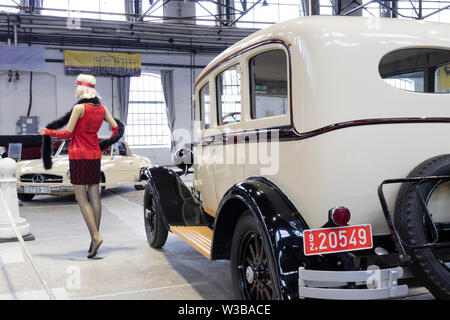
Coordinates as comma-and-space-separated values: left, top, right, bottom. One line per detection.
16, 139, 151, 200
143, 16, 450, 301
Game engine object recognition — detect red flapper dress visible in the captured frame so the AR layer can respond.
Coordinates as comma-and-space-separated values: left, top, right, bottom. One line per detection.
44, 103, 117, 185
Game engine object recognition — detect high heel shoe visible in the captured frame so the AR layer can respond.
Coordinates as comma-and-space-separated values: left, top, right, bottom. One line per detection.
88, 237, 103, 259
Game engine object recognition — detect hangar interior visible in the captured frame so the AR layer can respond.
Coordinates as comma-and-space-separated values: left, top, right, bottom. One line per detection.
0, 0, 448, 301
1, 0, 449, 164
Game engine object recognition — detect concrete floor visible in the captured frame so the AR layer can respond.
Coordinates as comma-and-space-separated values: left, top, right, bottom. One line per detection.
0, 182, 435, 300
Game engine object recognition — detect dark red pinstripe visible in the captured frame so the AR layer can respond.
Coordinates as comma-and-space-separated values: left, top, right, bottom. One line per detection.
197, 117, 450, 147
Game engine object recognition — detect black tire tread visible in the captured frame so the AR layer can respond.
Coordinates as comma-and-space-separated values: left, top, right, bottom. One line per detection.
144, 184, 168, 249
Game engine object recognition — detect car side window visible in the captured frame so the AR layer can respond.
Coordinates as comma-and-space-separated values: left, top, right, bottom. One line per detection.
249, 49, 288, 119
379, 48, 450, 93
113, 142, 127, 156
199, 83, 211, 129
216, 64, 241, 125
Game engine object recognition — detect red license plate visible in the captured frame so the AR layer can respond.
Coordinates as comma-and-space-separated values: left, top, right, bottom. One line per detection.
303, 224, 373, 256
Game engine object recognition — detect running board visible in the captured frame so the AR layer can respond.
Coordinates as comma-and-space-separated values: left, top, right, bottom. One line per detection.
170, 226, 212, 259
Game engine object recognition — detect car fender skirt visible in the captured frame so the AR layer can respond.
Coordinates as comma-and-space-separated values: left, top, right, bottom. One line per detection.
212, 177, 310, 300
147, 166, 206, 226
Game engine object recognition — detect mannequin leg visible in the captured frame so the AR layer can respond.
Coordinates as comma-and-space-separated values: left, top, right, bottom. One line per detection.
87, 184, 102, 231
73, 184, 103, 257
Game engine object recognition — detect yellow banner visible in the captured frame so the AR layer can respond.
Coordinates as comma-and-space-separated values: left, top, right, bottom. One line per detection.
64, 50, 141, 77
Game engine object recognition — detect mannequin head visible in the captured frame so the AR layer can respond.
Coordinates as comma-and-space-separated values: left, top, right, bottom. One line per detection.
76, 74, 100, 99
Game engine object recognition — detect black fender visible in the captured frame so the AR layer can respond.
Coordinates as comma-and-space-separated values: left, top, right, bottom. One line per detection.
211, 177, 310, 300
146, 166, 207, 227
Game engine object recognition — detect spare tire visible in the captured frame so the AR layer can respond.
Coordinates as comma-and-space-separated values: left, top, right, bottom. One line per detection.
394, 154, 450, 300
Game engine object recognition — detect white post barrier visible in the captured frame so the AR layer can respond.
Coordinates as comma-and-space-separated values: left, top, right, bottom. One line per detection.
0, 157, 55, 300
0, 158, 31, 239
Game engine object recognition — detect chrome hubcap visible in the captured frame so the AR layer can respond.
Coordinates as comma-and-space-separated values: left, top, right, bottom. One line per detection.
245, 266, 255, 284
239, 232, 274, 300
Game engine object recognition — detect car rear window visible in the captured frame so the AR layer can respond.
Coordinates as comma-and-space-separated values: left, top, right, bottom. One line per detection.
379, 48, 450, 93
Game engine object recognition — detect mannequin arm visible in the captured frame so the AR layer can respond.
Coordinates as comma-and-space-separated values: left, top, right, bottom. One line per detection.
43, 104, 83, 139
104, 107, 118, 129
104, 107, 119, 137
43, 129, 72, 139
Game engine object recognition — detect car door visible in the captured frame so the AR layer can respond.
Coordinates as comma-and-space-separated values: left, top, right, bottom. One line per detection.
194, 79, 219, 214
104, 142, 138, 185
212, 61, 246, 204
244, 45, 291, 180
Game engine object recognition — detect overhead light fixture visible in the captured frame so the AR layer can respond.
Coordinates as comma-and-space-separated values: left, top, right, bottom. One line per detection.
262, 0, 268, 6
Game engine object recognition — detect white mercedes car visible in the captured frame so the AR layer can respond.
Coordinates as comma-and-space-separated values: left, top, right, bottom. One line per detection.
16, 139, 151, 201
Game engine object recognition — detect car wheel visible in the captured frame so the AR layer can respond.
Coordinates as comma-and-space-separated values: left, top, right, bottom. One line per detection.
394, 154, 450, 300
230, 211, 280, 300
144, 183, 168, 248
18, 194, 34, 201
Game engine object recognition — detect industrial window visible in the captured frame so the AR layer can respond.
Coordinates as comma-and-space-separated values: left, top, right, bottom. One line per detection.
383, 72, 421, 92
39, 0, 126, 20
236, 0, 300, 28
141, 3, 164, 23
199, 83, 211, 129
195, 0, 217, 26
379, 48, 450, 93
127, 72, 171, 147
216, 65, 241, 126
0, 0, 19, 13
356, 0, 450, 23
249, 49, 288, 119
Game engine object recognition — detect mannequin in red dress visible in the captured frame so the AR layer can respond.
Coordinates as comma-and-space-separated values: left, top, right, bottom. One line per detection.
39, 74, 118, 258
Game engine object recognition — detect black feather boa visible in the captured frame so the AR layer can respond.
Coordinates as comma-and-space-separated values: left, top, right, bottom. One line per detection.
42, 97, 125, 170
99, 119, 125, 150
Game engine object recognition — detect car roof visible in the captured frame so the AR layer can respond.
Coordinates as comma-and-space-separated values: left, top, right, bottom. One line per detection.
195, 16, 450, 86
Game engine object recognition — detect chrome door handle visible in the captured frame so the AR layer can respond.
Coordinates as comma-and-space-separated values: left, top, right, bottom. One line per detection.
203, 136, 215, 145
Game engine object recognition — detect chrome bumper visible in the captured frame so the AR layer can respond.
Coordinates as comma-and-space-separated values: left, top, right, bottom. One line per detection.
298, 267, 408, 300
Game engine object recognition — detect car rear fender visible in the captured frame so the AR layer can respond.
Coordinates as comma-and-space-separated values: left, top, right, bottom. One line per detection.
211, 177, 310, 300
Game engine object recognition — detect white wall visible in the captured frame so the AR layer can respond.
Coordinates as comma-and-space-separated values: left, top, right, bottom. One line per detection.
0, 45, 215, 166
